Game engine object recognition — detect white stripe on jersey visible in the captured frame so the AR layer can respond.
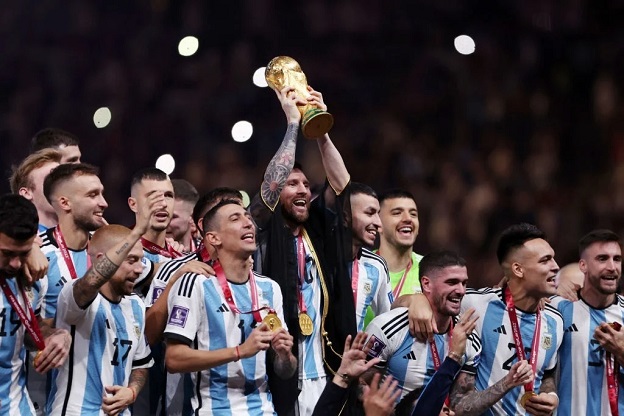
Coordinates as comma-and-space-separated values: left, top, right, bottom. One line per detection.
39, 227, 90, 319
356, 249, 392, 331
48, 281, 153, 416
144, 251, 199, 307
462, 288, 564, 416
164, 272, 285, 415
365, 307, 481, 402
0, 278, 46, 416
552, 294, 624, 415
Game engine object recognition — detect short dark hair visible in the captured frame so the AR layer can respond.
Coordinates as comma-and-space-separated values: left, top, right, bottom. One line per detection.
31, 128, 80, 152
379, 189, 416, 205
43, 163, 100, 204
579, 229, 621, 257
202, 199, 242, 233
419, 251, 466, 280
0, 194, 38, 240
130, 168, 168, 191
496, 223, 546, 264
350, 182, 377, 199
171, 179, 199, 204
193, 187, 243, 226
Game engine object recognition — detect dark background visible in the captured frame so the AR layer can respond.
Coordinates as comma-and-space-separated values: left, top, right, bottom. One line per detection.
2, 0, 624, 286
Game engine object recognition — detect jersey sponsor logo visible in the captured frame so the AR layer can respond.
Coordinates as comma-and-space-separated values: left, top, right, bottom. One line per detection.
541, 333, 552, 350
216, 303, 230, 313
365, 335, 386, 358
152, 287, 164, 302
169, 305, 190, 327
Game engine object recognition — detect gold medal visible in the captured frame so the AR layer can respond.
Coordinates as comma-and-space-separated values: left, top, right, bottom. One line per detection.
33, 350, 43, 367
299, 313, 313, 336
263, 312, 282, 331
520, 392, 536, 408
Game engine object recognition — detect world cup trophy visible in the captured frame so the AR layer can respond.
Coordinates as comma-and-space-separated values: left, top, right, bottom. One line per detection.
265, 56, 334, 139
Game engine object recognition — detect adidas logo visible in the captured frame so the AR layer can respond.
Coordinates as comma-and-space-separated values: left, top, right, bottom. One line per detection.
216, 303, 230, 313
565, 324, 578, 332
56, 276, 68, 287
402, 351, 417, 360
493, 325, 507, 334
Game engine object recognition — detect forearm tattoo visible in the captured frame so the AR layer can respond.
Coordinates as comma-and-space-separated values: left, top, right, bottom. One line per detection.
450, 372, 509, 416
539, 372, 556, 393
73, 254, 120, 308
94, 254, 119, 279
260, 123, 298, 210
115, 242, 130, 256
128, 368, 148, 392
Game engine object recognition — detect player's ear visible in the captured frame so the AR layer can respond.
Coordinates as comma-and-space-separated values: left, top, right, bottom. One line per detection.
128, 197, 138, 214
421, 276, 431, 293
510, 262, 523, 279
578, 259, 587, 274
206, 231, 220, 247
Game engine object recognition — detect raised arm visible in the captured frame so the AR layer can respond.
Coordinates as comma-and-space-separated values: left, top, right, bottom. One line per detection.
72, 191, 164, 308
249, 86, 306, 221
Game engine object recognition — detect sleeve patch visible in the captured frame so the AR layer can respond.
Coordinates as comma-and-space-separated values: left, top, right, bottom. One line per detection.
168, 305, 190, 328
365, 334, 387, 358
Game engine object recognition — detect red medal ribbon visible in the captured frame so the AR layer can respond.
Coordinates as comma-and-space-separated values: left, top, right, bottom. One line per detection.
0, 278, 45, 350
54, 227, 91, 280
607, 351, 619, 416
213, 261, 263, 323
197, 242, 211, 263
504, 286, 541, 395
140, 237, 182, 259
429, 321, 454, 406
377, 251, 413, 298
297, 234, 308, 314
352, 258, 359, 306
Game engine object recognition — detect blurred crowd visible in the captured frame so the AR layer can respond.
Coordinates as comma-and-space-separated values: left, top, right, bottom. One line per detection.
2, 0, 624, 286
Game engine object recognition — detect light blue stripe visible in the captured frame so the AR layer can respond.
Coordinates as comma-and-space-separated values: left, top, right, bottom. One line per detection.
82, 303, 107, 412
110, 303, 128, 386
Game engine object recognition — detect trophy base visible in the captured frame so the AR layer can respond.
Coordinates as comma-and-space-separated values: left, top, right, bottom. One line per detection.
302, 109, 334, 139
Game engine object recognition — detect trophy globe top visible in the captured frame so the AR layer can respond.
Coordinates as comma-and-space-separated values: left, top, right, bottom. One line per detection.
265, 56, 308, 92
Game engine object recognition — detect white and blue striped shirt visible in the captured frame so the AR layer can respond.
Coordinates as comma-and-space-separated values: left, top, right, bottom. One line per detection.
47, 280, 153, 415
354, 249, 393, 331
164, 271, 286, 415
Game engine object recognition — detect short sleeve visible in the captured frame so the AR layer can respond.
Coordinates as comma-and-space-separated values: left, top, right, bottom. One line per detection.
55, 280, 93, 325
164, 273, 204, 345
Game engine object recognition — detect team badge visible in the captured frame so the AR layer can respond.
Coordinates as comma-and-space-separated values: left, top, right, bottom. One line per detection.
134, 324, 141, 339
24, 287, 35, 304
364, 282, 372, 294
541, 333, 552, 350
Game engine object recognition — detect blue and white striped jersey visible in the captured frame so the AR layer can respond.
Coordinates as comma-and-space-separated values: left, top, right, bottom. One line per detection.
354, 249, 393, 331
552, 294, 624, 415
164, 271, 286, 415
47, 280, 153, 416
365, 307, 481, 402
462, 288, 564, 416
39, 227, 90, 319
144, 251, 199, 308
0, 278, 46, 416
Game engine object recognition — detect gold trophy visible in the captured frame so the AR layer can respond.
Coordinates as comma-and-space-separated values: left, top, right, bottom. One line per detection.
265, 56, 334, 139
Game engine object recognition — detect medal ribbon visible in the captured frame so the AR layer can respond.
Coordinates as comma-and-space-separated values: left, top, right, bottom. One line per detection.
140, 237, 182, 259
606, 351, 619, 416
197, 242, 211, 263
54, 227, 91, 280
504, 286, 541, 394
393, 258, 412, 298
213, 261, 264, 323
297, 234, 308, 315
429, 321, 453, 406
0, 278, 45, 350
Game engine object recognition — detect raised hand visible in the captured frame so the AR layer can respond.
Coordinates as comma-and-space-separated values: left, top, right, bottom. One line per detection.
276, 86, 307, 124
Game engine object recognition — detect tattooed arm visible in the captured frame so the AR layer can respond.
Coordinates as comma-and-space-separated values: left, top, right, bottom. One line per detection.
450, 360, 534, 416
73, 191, 166, 308
101, 368, 148, 415
249, 87, 305, 224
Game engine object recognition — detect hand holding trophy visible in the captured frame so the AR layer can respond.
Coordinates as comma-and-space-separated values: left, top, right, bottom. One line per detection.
265, 56, 334, 139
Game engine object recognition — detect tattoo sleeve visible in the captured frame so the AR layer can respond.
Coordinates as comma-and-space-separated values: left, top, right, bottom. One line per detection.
73, 254, 120, 308
450, 371, 511, 416
539, 371, 556, 393
251, 122, 299, 216
272, 350, 297, 379
128, 368, 148, 393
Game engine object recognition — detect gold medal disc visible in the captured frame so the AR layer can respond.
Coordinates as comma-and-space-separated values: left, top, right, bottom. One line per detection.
299, 313, 313, 336
263, 313, 282, 331
33, 350, 43, 367
520, 392, 536, 408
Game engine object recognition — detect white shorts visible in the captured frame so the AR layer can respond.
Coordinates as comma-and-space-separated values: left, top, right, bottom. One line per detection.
296, 377, 328, 416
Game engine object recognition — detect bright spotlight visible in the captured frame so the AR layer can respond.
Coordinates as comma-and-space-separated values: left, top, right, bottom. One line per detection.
93, 107, 112, 128
155, 154, 176, 175
231, 121, 253, 143
454, 35, 476, 55
240, 190, 250, 208
178, 36, 199, 57
253, 67, 268, 87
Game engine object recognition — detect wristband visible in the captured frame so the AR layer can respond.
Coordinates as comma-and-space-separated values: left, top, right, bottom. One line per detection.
339, 373, 351, 383
448, 351, 463, 363
235, 346, 241, 361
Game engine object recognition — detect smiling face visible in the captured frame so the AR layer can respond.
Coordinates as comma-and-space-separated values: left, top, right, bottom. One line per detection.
279, 169, 311, 226
350, 192, 381, 249
379, 196, 419, 249
580, 241, 622, 296
58, 174, 108, 231
513, 238, 560, 298
107, 240, 145, 296
422, 265, 468, 317
206, 203, 256, 258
